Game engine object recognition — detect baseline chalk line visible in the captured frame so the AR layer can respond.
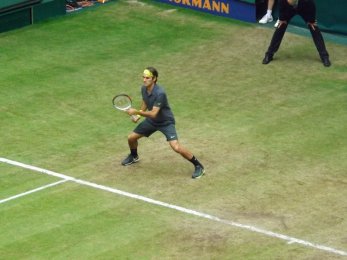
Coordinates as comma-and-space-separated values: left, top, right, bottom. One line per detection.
1, 157, 346, 257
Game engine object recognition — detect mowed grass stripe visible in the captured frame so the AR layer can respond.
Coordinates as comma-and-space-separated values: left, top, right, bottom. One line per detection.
1, 157, 346, 257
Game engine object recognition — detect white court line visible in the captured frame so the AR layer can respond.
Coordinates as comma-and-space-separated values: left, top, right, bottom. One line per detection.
0, 179, 67, 204
1, 157, 346, 257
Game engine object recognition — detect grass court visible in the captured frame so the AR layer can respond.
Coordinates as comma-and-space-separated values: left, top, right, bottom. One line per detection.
1, 0, 347, 258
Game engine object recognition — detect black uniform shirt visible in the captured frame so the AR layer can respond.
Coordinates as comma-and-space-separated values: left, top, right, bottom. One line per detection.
141, 84, 175, 126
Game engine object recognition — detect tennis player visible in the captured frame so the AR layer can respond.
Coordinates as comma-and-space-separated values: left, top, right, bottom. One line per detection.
121, 67, 205, 179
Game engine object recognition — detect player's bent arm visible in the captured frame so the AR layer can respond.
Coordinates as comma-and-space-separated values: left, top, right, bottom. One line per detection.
140, 101, 147, 112
138, 106, 160, 119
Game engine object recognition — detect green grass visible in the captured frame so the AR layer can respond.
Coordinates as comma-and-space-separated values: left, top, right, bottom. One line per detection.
0, 1, 347, 259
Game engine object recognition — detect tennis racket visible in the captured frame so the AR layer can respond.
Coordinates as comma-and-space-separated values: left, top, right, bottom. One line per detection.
112, 94, 141, 122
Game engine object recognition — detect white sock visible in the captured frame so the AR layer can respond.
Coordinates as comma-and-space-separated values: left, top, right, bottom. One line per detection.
266, 10, 272, 16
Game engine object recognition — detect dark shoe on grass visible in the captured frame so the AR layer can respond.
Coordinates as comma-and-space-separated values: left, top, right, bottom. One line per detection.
262, 53, 273, 64
192, 165, 205, 179
321, 56, 331, 67
121, 154, 139, 166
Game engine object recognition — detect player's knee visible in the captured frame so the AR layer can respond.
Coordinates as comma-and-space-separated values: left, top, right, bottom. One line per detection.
170, 143, 181, 153
128, 133, 138, 143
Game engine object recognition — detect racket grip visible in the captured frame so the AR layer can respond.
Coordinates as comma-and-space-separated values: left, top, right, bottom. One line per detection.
131, 115, 141, 123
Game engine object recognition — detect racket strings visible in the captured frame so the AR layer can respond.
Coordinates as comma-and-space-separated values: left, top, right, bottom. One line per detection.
113, 95, 132, 110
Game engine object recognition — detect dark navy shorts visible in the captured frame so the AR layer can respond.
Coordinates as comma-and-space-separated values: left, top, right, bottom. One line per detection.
133, 119, 178, 141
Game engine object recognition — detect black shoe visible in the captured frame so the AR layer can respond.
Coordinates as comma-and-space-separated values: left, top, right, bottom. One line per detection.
121, 154, 139, 166
192, 165, 205, 179
262, 54, 273, 64
321, 56, 331, 67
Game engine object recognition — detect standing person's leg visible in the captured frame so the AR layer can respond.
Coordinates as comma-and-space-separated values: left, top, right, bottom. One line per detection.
307, 24, 330, 66
262, 5, 296, 64
267, 0, 275, 12
300, 0, 331, 66
262, 21, 288, 64
259, 0, 275, 24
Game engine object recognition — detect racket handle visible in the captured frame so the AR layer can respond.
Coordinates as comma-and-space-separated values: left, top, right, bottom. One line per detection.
131, 115, 141, 123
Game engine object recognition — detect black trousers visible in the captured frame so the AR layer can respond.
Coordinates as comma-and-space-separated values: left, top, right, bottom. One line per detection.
266, 0, 329, 59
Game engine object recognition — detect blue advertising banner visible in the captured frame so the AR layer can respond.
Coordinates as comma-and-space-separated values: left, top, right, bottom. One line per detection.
155, 0, 256, 23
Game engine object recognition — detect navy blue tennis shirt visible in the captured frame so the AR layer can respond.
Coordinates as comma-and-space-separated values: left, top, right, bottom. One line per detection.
141, 84, 175, 126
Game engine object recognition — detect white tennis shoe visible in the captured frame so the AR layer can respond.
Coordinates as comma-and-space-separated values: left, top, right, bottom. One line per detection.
259, 14, 273, 24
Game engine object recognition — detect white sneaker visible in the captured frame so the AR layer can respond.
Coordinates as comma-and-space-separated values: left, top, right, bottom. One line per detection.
274, 19, 280, 27
259, 14, 273, 24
